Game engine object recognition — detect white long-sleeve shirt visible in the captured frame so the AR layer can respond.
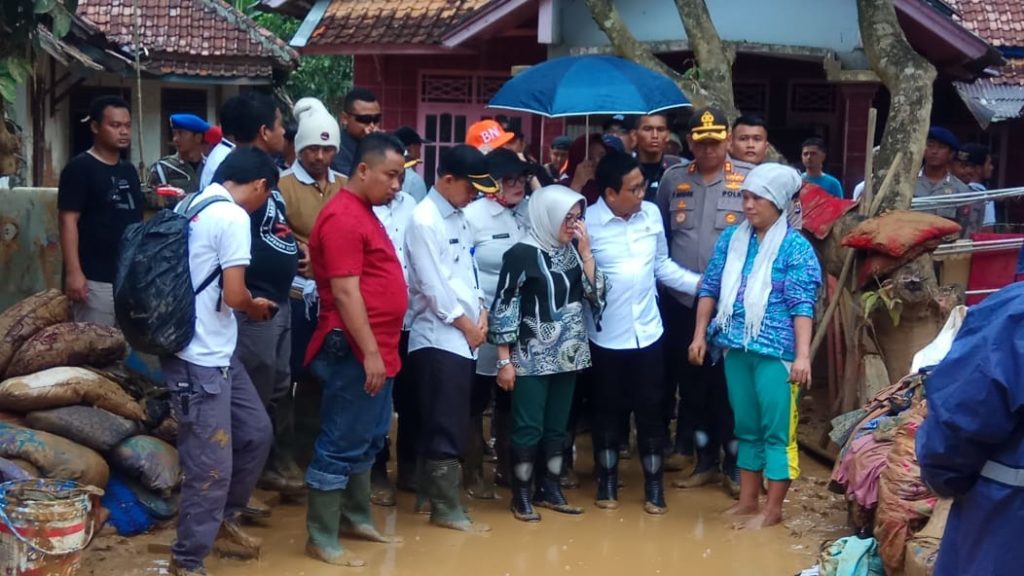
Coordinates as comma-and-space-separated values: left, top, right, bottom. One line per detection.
585, 197, 700, 350
375, 191, 417, 330
198, 139, 236, 191
405, 188, 484, 359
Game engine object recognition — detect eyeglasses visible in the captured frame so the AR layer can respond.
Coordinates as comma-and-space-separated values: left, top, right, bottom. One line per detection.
350, 113, 382, 125
564, 212, 584, 226
628, 182, 648, 197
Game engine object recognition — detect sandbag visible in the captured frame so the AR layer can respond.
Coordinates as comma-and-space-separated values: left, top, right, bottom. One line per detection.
874, 401, 936, 574
89, 364, 170, 429
26, 405, 141, 452
5, 322, 127, 378
0, 422, 109, 487
109, 435, 180, 494
151, 415, 178, 444
0, 457, 33, 482
0, 367, 145, 420
0, 410, 26, 427
842, 211, 961, 257
904, 499, 952, 576
0, 289, 70, 377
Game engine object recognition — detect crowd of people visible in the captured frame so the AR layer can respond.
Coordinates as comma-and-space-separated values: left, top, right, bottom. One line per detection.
55, 86, 1000, 576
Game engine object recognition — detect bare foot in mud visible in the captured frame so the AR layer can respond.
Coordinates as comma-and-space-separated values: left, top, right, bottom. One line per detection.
734, 510, 782, 530
723, 502, 759, 517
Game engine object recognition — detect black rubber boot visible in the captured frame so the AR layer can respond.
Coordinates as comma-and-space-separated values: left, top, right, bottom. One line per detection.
510, 445, 540, 522
641, 441, 667, 515
672, 430, 721, 489
594, 446, 619, 510
533, 444, 583, 515
722, 440, 741, 499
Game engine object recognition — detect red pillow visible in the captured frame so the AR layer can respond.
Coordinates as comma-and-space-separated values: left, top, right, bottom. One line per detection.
842, 211, 960, 258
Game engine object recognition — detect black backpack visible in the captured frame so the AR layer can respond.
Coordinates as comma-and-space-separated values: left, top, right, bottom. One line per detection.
114, 194, 230, 355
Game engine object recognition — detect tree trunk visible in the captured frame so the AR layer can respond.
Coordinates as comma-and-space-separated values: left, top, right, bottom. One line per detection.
0, 102, 18, 177
857, 0, 936, 211
584, 0, 738, 117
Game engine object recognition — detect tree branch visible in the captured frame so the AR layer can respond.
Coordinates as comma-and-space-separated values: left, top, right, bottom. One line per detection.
857, 0, 936, 211
673, 0, 738, 118
584, 0, 712, 108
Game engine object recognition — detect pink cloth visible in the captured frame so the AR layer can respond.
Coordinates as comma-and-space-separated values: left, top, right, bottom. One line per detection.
832, 433, 894, 509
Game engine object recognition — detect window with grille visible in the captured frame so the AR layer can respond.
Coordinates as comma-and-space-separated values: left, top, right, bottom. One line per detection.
734, 82, 768, 114
790, 83, 836, 113
421, 75, 473, 103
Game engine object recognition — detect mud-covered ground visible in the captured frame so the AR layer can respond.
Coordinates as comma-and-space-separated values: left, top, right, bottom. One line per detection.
80, 447, 847, 576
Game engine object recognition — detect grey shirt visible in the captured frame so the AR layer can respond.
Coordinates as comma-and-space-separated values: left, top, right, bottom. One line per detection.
656, 159, 752, 307
914, 171, 981, 238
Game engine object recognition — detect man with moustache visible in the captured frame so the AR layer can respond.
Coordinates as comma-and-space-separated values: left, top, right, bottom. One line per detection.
657, 107, 751, 498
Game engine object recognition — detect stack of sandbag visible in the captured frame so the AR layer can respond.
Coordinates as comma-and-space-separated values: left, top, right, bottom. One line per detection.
904, 499, 952, 576
0, 289, 72, 376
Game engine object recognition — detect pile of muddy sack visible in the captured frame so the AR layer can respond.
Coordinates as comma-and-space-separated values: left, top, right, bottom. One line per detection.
0, 289, 180, 537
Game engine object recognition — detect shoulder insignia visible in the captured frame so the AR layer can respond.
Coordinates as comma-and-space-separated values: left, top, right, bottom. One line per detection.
676, 183, 692, 193
725, 213, 739, 224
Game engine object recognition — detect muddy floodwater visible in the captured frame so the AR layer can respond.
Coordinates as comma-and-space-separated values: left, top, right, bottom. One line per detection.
80, 450, 846, 576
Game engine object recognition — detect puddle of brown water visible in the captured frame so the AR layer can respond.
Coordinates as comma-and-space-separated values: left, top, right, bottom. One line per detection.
80, 452, 847, 576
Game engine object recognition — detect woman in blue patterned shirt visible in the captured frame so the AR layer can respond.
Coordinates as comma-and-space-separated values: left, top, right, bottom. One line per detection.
689, 163, 821, 530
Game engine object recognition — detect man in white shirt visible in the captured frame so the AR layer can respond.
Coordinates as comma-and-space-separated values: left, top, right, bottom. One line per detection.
369, 178, 418, 503
405, 145, 497, 533
160, 148, 278, 576
586, 152, 700, 516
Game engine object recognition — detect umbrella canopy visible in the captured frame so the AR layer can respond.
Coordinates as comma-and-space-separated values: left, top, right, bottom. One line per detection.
488, 54, 691, 118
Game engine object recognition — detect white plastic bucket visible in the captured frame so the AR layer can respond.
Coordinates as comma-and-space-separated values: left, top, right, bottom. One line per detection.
0, 479, 102, 576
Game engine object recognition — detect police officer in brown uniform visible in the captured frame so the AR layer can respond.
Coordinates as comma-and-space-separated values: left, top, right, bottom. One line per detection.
915, 127, 980, 238
657, 107, 750, 498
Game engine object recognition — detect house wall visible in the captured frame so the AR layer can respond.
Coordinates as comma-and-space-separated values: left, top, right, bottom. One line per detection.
15, 57, 239, 187
553, 0, 863, 59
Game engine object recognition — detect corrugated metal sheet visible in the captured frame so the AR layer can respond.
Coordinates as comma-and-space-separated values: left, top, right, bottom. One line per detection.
954, 78, 1024, 128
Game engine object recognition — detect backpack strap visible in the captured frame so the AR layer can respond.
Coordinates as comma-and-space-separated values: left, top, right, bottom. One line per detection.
182, 194, 231, 219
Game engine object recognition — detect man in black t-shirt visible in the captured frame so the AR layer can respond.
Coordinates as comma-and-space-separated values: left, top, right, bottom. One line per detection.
57, 96, 143, 326
219, 93, 303, 502
632, 114, 684, 201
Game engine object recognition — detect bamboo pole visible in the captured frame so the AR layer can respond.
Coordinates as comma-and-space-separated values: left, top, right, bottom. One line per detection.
859, 108, 878, 215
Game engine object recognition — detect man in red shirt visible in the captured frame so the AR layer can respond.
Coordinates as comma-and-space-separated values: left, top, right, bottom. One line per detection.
303, 133, 408, 567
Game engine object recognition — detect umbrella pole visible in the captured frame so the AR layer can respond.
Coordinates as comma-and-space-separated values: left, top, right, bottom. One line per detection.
585, 115, 590, 159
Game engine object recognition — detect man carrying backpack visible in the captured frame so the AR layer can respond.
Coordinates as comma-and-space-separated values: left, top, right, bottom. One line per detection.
160, 148, 278, 576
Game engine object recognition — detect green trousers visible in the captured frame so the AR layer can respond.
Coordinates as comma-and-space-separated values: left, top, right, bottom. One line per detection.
510, 372, 576, 452
723, 350, 800, 481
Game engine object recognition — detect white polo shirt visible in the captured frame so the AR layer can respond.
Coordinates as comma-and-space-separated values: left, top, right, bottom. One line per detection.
198, 138, 236, 191
176, 183, 252, 368
585, 197, 699, 350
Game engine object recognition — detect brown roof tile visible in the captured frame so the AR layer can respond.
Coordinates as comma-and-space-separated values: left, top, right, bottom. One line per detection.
77, 0, 298, 78
308, 0, 494, 48
947, 0, 1024, 48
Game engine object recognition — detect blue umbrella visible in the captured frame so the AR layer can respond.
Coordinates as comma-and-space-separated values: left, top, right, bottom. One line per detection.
488, 54, 690, 117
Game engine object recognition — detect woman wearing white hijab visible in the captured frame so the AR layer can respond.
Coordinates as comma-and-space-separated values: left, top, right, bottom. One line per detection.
689, 163, 821, 530
489, 185, 606, 522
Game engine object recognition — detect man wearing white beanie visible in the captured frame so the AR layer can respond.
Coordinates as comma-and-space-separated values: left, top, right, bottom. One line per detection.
275, 97, 346, 494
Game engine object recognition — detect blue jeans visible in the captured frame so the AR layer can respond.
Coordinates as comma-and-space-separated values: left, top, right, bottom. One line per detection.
305, 330, 393, 491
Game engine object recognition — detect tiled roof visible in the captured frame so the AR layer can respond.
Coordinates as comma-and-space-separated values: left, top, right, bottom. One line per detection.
307, 0, 493, 48
77, 0, 298, 78
947, 0, 1024, 47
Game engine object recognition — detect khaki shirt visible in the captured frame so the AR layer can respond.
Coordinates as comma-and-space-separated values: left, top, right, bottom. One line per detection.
914, 172, 980, 238
657, 159, 751, 306
278, 161, 346, 245
146, 153, 205, 210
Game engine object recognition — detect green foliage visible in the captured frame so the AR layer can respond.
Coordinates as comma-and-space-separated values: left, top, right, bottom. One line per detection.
0, 0, 77, 102
254, 12, 352, 111
861, 279, 903, 327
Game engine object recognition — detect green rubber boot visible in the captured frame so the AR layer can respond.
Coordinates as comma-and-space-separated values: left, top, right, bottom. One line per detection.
426, 459, 490, 533
305, 489, 365, 567
339, 471, 403, 543
414, 457, 430, 515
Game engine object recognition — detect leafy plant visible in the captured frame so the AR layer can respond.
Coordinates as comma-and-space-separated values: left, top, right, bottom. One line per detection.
861, 278, 903, 327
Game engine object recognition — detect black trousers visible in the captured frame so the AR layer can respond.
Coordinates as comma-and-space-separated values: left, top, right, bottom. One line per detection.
590, 339, 667, 455
411, 347, 475, 460
662, 296, 734, 462
472, 373, 495, 418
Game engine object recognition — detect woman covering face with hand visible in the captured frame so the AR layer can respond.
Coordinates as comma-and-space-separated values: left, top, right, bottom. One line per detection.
488, 185, 606, 523
689, 163, 821, 531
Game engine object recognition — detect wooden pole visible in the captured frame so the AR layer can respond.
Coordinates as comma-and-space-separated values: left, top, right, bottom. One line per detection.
859, 107, 878, 214
809, 152, 903, 359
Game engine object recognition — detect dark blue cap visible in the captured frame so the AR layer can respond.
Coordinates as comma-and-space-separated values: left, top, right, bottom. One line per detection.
927, 127, 959, 151
170, 113, 210, 134
602, 134, 625, 153
551, 135, 572, 150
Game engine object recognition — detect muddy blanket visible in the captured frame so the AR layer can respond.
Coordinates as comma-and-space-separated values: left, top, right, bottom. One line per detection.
5, 322, 127, 378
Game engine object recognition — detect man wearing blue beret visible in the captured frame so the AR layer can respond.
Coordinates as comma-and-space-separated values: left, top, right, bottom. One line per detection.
147, 113, 209, 208
915, 126, 980, 238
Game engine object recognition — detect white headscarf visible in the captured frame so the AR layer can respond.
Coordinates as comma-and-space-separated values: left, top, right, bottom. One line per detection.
714, 163, 803, 346
523, 185, 585, 254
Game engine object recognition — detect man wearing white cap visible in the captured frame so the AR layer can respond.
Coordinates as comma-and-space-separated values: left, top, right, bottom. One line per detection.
271, 98, 345, 494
